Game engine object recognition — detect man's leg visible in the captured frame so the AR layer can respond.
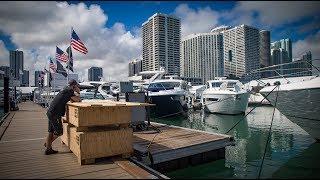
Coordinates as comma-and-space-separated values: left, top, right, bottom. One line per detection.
45, 132, 53, 148
45, 133, 58, 149
45, 114, 61, 155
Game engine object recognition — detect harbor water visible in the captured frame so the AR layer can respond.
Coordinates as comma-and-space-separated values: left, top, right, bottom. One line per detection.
151, 106, 320, 179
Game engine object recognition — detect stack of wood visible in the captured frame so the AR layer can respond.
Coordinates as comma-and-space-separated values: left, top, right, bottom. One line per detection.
61, 100, 152, 165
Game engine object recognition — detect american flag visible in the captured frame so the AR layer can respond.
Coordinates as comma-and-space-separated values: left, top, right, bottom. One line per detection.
71, 28, 88, 54
49, 58, 57, 73
56, 46, 69, 62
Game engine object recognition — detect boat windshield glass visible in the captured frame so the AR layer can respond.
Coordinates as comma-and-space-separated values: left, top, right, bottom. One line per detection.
102, 85, 110, 92
211, 82, 223, 88
227, 82, 237, 88
148, 82, 181, 91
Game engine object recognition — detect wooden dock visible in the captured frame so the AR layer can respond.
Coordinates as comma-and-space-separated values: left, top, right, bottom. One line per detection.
0, 101, 165, 179
132, 122, 234, 172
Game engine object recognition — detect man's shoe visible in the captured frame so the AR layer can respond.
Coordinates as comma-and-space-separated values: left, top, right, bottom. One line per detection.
45, 148, 58, 155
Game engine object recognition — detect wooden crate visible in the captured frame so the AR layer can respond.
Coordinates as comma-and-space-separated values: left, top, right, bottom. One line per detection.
61, 122, 72, 147
62, 116, 68, 123
66, 100, 155, 128
68, 127, 133, 165
67, 103, 132, 127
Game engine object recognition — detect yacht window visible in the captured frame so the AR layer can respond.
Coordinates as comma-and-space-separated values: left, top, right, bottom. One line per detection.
102, 86, 110, 91
206, 98, 219, 101
206, 82, 210, 89
211, 82, 223, 87
158, 82, 180, 89
148, 82, 180, 91
227, 82, 237, 88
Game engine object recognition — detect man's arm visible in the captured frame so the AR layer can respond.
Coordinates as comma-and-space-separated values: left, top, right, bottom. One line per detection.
70, 95, 81, 102
70, 91, 81, 102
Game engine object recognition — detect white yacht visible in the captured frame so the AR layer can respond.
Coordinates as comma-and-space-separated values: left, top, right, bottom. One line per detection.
128, 67, 166, 90
147, 76, 190, 117
259, 76, 320, 141
245, 76, 317, 105
79, 82, 116, 101
201, 77, 250, 115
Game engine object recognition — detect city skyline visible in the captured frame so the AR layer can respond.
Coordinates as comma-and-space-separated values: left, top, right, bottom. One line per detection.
0, 1, 319, 85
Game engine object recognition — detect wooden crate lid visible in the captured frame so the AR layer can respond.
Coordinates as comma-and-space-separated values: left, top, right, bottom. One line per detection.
67, 100, 155, 108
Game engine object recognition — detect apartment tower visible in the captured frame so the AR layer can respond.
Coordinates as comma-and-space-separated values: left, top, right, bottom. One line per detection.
142, 13, 181, 75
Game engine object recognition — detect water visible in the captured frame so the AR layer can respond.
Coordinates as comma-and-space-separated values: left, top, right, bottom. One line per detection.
151, 106, 320, 179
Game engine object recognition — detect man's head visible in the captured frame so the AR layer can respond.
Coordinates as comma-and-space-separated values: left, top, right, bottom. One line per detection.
68, 79, 80, 93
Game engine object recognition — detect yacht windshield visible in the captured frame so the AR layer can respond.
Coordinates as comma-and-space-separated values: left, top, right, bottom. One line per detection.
148, 82, 181, 92
227, 82, 237, 88
211, 82, 223, 88
102, 85, 110, 92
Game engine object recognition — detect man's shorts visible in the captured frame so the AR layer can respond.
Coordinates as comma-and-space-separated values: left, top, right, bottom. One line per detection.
46, 111, 63, 136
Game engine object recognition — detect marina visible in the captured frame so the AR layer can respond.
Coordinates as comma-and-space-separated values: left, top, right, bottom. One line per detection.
0, 1, 319, 179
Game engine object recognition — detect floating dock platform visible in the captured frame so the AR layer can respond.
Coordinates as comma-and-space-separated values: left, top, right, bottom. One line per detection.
133, 122, 234, 172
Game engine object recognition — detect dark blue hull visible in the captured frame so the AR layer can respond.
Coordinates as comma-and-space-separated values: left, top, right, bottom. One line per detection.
148, 94, 188, 118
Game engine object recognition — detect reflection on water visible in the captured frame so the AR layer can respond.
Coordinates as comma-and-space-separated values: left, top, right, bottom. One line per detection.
152, 106, 319, 179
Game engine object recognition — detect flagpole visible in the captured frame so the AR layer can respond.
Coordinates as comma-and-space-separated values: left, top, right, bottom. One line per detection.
67, 27, 72, 84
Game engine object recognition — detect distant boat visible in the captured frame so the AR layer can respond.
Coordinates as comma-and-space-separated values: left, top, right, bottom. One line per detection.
201, 77, 250, 115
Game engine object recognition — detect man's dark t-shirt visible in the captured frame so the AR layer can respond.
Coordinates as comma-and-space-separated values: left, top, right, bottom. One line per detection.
47, 86, 75, 117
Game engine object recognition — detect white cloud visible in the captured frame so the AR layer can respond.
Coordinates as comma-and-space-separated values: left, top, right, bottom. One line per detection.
174, 4, 219, 37
0, 2, 141, 86
292, 31, 320, 59
0, 40, 9, 66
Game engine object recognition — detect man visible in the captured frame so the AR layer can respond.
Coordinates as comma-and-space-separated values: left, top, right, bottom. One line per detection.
44, 79, 81, 155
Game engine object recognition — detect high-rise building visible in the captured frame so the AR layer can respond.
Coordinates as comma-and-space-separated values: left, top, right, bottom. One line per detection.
0, 66, 10, 78
259, 30, 271, 67
88, 67, 103, 81
9, 50, 24, 85
222, 24, 260, 79
142, 13, 181, 75
22, 70, 29, 87
128, 59, 142, 77
180, 31, 224, 84
34, 70, 42, 87
271, 38, 292, 62
271, 48, 289, 65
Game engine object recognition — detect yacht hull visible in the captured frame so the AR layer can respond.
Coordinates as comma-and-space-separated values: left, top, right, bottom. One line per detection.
148, 94, 188, 118
260, 77, 320, 140
202, 93, 250, 115
248, 93, 271, 105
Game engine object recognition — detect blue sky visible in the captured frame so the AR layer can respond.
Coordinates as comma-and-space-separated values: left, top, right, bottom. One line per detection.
0, 1, 319, 82
1, 1, 318, 51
